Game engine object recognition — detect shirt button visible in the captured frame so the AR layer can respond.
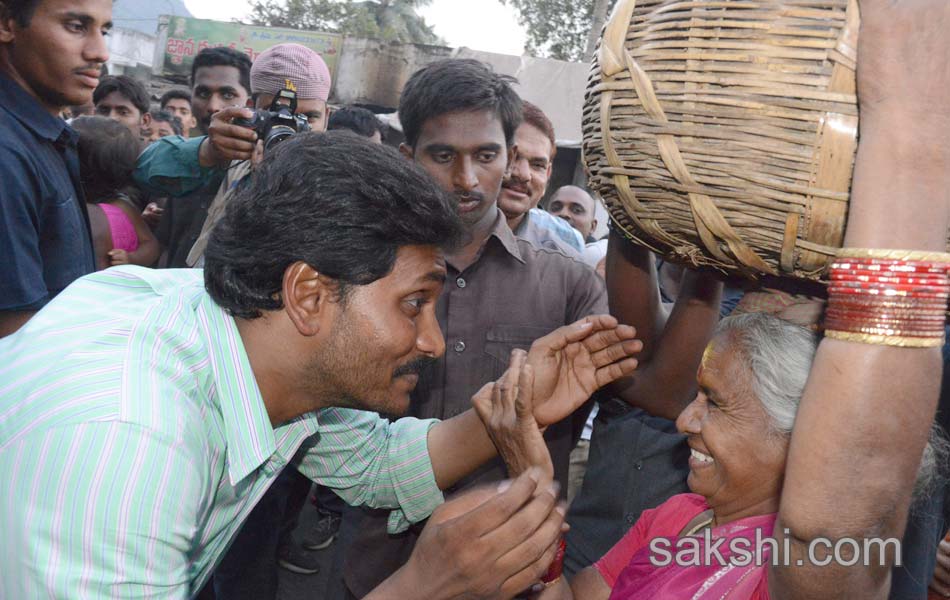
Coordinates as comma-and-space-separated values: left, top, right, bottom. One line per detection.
635, 462, 643, 471
456, 277, 466, 288
454, 340, 466, 353
625, 513, 636, 524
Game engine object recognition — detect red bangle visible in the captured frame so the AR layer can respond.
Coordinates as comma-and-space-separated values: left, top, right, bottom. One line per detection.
825, 249, 950, 347
541, 538, 566, 585
830, 273, 949, 287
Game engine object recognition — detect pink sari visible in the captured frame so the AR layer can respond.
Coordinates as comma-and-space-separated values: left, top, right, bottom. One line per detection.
596, 494, 774, 599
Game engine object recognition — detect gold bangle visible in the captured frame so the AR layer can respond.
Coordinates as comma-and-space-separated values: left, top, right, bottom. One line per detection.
836, 248, 950, 263
825, 328, 945, 348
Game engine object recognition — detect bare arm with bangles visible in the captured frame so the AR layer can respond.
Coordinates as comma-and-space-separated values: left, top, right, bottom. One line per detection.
769, 0, 950, 597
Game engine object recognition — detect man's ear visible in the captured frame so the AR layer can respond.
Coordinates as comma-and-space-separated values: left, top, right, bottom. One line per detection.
399, 143, 414, 160
281, 261, 339, 337
141, 112, 152, 127
0, 14, 18, 43
590, 218, 599, 234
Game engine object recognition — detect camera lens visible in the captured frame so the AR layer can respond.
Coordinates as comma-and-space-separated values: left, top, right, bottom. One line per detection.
263, 125, 297, 151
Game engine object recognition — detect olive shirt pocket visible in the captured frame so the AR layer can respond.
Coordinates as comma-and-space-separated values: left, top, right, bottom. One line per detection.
482, 325, 552, 382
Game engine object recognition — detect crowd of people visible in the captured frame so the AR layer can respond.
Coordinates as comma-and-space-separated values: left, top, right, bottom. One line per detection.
2, 0, 950, 598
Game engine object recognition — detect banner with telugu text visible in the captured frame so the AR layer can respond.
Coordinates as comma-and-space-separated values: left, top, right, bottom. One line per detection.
158, 15, 342, 81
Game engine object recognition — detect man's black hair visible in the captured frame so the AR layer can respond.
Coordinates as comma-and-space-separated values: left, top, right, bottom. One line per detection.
204, 132, 465, 319
92, 75, 150, 115
149, 109, 183, 136
398, 58, 522, 149
0, 0, 40, 27
328, 106, 386, 141
191, 47, 252, 96
71, 116, 140, 203
159, 88, 192, 109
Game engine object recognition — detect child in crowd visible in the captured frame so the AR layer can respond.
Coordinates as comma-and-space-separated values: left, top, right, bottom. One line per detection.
143, 109, 183, 143
72, 116, 160, 269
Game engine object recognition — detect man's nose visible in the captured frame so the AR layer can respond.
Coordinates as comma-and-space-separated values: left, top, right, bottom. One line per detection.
83, 29, 110, 66
207, 95, 229, 114
453, 156, 479, 192
417, 311, 445, 358
510, 157, 529, 182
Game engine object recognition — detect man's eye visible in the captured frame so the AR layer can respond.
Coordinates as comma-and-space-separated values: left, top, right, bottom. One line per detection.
530, 161, 547, 171
432, 153, 453, 163
222, 92, 235, 100
65, 21, 85, 33
404, 298, 425, 314
477, 152, 498, 162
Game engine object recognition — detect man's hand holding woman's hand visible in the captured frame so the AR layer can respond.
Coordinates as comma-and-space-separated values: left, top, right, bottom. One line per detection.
375, 468, 567, 600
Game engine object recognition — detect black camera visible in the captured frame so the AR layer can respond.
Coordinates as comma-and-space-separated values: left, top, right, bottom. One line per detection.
233, 88, 311, 151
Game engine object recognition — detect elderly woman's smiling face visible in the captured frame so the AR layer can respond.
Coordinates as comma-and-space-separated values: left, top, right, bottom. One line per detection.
675, 332, 789, 524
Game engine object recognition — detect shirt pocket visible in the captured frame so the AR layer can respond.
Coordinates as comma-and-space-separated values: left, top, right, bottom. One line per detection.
482, 325, 551, 382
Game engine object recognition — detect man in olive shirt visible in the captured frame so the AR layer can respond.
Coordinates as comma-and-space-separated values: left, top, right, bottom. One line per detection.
343, 58, 609, 597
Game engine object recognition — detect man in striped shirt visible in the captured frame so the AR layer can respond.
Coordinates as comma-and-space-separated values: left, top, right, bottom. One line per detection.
0, 133, 640, 598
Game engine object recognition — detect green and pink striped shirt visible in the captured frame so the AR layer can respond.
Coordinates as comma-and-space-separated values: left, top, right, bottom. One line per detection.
0, 266, 442, 598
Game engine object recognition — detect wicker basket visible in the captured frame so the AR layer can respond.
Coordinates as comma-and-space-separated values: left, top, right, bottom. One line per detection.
583, 0, 860, 280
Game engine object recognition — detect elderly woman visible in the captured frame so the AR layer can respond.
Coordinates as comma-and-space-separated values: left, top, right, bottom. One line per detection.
538, 312, 814, 598
475, 312, 943, 600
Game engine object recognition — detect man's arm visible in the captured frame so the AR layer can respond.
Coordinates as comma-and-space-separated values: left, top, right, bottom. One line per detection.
605, 237, 722, 420
770, 0, 950, 596
0, 149, 53, 333
133, 135, 219, 198
134, 107, 260, 198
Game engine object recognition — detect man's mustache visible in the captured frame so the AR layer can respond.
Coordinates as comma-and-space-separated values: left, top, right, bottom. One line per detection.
502, 179, 528, 193
393, 356, 438, 379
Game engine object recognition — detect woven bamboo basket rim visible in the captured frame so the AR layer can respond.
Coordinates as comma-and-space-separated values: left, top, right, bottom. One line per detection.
584, 0, 862, 280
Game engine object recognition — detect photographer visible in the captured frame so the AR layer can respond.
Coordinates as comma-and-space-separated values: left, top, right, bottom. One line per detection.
134, 43, 330, 268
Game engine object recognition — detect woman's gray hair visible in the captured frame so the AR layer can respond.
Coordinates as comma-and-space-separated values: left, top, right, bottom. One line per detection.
716, 311, 948, 501
715, 313, 817, 435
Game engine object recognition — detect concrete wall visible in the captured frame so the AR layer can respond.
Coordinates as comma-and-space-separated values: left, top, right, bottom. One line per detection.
107, 27, 159, 73
331, 38, 452, 110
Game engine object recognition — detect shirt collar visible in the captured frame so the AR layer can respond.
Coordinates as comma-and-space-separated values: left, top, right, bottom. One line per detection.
0, 71, 72, 143
485, 207, 525, 263
195, 289, 280, 486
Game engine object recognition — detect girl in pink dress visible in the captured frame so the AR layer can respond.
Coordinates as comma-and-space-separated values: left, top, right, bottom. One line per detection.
72, 116, 159, 269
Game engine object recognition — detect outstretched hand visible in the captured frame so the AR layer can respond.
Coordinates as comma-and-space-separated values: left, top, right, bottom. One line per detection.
528, 315, 642, 427
473, 350, 554, 481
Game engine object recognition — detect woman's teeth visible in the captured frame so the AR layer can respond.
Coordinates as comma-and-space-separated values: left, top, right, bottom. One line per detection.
691, 448, 714, 464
